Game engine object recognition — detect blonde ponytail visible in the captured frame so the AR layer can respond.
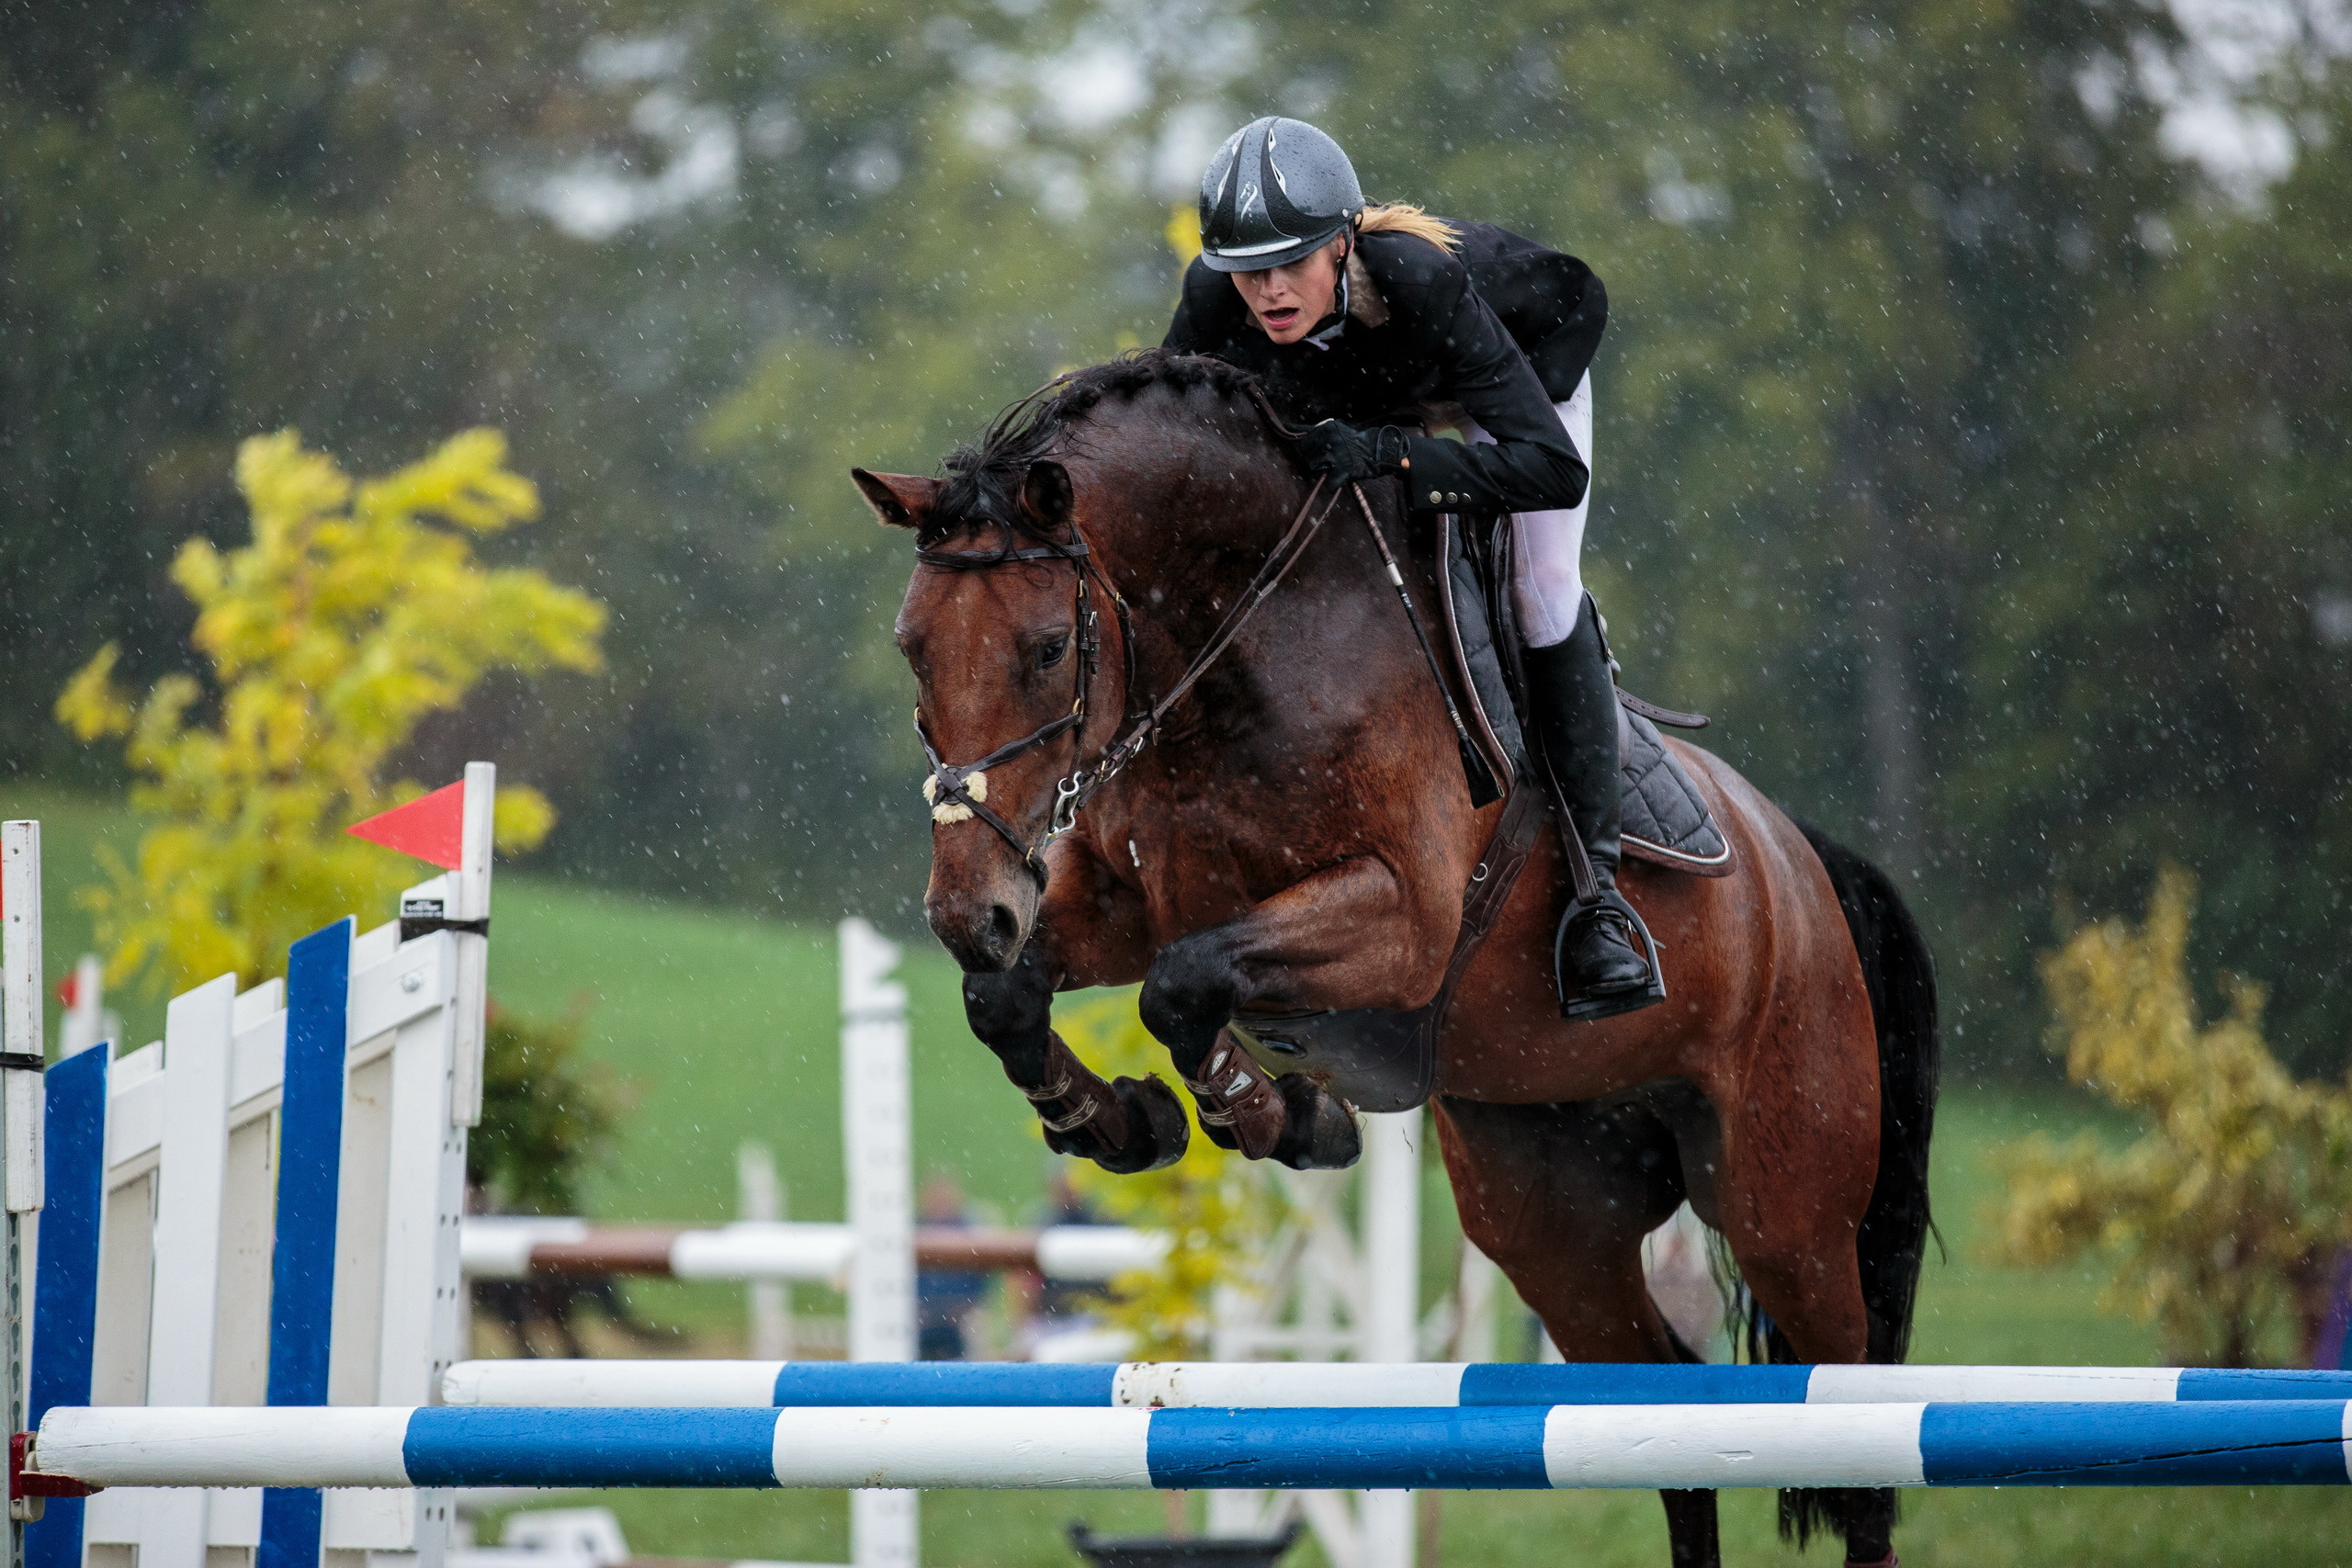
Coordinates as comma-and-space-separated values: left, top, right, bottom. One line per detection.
1357, 202, 1461, 254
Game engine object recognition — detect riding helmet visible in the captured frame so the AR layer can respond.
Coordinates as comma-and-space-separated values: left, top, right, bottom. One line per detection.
1197, 117, 1364, 273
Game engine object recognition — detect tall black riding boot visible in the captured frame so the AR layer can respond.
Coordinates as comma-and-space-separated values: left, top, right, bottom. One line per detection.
1521, 595, 1664, 1021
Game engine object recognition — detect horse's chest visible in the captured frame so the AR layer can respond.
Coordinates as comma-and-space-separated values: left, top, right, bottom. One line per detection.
1130, 795, 1342, 935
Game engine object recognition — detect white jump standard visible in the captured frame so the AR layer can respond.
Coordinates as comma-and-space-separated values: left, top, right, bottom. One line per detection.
440, 1359, 2352, 1410
26, 1402, 2352, 1492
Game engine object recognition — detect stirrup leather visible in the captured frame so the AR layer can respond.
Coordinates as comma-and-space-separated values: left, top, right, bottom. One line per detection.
1555, 888, 1668, 1022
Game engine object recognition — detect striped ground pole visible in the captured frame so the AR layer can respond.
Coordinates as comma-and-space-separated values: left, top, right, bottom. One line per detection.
30, 1403, 2352, 1491
437, 1359, 2352, 1410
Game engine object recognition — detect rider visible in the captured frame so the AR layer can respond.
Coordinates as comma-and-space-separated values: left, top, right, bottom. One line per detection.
1164, 115, 1656, 1021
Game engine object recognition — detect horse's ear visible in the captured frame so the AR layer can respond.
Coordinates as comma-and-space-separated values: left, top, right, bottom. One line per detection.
851, 469, 941, 529
1021, 459, 1074, 527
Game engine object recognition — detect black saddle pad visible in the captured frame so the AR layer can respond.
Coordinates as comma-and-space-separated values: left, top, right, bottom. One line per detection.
1440, 519, 1729, 874
1619, 708, 1731, 872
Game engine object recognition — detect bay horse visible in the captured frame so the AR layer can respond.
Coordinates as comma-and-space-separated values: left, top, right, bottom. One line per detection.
855, 351, 1938, 1568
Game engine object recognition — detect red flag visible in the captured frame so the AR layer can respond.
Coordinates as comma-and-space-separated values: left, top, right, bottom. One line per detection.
347, 780, 468, 869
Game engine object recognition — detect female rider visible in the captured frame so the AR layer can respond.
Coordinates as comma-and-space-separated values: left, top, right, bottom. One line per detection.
1164, 115, 1653, 1021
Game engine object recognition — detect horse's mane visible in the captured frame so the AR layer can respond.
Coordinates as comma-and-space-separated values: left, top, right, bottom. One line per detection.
923, 349, 1273, 549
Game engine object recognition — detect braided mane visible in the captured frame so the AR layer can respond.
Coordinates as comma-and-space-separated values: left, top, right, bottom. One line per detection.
922, 349, 1272, 550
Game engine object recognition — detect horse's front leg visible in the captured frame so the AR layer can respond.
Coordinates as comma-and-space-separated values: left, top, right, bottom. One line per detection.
1140, 855, 1437, 1169
961, 843, 1191, 1174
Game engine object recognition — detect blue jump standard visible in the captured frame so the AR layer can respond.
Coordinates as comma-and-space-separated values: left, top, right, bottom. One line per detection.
31, 1402, 2352, 1493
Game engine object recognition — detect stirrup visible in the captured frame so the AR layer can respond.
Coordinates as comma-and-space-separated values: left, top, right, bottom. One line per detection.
1555, 888, 1667, 1023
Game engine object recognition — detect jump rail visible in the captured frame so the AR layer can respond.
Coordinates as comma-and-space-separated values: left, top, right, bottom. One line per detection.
26, 1403, 2352, 1493
438, 1359, 2352, 1410
459, 1218, 1165, 1283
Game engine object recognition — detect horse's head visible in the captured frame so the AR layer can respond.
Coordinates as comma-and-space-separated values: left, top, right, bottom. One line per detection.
860, 351, 1303, 973
856, 456, 1102, 973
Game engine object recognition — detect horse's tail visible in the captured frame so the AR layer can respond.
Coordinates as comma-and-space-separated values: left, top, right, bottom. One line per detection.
1750, 821, 1941, 1548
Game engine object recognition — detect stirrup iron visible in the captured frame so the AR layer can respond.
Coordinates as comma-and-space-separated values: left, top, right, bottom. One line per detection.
1555, 888, 1668, 1023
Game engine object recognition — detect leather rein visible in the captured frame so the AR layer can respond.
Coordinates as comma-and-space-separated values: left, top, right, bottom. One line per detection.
913, 474, 1348, 888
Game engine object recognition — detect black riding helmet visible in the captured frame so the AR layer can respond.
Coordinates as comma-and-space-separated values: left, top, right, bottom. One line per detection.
1197, 117, 1364, 273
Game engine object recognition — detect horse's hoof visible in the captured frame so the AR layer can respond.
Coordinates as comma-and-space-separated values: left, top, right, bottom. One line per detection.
1076, 1074, 1190, 1174
1270, 1075, 1361, 1170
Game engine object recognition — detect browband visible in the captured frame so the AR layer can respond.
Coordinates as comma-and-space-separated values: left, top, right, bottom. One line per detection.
917, 541, 1091, 569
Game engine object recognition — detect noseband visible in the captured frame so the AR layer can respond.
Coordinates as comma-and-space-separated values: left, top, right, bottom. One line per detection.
913, 476, 1348, 890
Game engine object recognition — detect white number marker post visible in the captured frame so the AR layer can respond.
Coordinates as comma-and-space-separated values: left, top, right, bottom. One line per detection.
4, 820, 48, 1568
840, 919, 916, 1568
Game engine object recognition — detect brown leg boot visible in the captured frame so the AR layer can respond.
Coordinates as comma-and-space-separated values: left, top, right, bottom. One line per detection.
1182, 1031, 1291, 1161
1017, 1030, 1190, 1175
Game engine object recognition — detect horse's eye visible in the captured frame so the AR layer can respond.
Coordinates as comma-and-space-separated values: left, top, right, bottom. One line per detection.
1038, 637, 1069, 670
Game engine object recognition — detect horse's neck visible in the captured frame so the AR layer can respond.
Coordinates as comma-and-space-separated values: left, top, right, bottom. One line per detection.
1112, 452, 1317, 651
1100, 427, 1390, 732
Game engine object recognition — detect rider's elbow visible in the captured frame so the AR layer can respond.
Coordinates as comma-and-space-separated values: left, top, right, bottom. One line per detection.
1544, 450, 1590, 513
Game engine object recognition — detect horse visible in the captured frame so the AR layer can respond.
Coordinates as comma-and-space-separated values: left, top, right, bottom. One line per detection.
854, 350, 1938, 1568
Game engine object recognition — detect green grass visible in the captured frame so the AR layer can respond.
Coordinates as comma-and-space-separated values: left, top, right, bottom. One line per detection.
9, 788, 2349, 1563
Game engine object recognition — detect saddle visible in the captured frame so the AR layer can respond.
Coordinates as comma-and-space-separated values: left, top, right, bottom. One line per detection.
1221, 511, 1732, 1113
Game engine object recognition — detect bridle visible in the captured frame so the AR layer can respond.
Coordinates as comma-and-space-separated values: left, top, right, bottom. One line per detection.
913, 473, 1349, 889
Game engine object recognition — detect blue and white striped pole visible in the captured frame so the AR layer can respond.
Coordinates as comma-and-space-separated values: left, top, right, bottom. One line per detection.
439, 1359, 2352, 1410
31, 1403, 2352, 1492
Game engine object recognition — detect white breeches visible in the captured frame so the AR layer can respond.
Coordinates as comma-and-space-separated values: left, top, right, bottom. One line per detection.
1464, 372, 1592, 649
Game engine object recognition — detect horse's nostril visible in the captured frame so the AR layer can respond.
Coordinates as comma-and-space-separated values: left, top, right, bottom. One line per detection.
987, 902, 1021, 959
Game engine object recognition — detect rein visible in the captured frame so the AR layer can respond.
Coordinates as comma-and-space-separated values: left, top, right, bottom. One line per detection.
913, 476, 1346, 888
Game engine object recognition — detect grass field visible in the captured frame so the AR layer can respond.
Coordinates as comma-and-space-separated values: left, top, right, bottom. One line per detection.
9, 786, 2348, 1564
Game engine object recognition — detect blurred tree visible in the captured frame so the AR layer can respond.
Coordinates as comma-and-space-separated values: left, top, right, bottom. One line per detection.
1967, 71, 2352, 1073
1996, 866, 2352, 1366
55, 427, 602, 993
0, 0, 1200, 917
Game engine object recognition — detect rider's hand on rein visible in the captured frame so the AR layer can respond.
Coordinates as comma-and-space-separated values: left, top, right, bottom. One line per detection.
1296, 420, 1409, 485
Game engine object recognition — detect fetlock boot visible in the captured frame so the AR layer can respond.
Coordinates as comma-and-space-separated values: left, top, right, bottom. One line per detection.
1019, 1030, 1190, 1174
1521, 594, 1664, 1021
1182, 1031, 1363, 1169
1182, 1032, 1291, 1161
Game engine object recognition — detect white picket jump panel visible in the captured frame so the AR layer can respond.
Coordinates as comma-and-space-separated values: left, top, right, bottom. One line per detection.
77, 886, 474, 1568
26, 767, 498, 1568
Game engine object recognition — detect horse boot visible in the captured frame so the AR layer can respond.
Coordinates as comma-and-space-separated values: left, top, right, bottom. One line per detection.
1521, 593, 1665, 1022
1184, 1031, 1362, 1170
1019, 1029, 1191, 1175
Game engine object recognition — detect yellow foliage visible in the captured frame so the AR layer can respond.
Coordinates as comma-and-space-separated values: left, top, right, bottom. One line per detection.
1055, 991, 1283, 1359
1164, 204, 1203, 270
1994, 866, 2352, 1365
55, 428, 605, 995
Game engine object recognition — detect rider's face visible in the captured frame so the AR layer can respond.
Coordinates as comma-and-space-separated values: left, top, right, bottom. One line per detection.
1230, 238, 1344, 344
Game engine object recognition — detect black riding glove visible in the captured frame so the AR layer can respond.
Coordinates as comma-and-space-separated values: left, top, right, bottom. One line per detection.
1295, 420, 1409, 485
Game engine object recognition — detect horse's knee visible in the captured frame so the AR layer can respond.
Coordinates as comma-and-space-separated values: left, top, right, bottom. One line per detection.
963, 947, 1053, 1078
1139, 931, 1238, 1073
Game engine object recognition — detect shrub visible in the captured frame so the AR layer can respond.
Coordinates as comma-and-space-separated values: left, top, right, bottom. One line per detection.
56, 428, 603, 992
1995, 866, 2352, 1365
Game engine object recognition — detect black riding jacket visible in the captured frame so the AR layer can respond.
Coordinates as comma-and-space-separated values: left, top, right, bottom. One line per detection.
1162, 220, 1606, 513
